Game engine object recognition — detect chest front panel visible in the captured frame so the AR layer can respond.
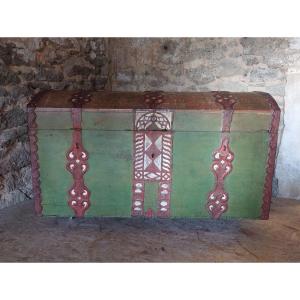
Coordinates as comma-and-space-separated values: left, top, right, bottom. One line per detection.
29, 91, 279, 220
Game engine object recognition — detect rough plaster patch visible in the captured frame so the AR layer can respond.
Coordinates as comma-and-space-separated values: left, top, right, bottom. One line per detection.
289, 37, 300, 50
277, 73, 300, 199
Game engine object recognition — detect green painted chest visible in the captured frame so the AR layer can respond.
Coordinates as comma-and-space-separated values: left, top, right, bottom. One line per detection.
27, 90, 280, 219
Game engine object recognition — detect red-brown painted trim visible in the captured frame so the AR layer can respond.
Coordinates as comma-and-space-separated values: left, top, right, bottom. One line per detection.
27, 107, 43, 216
66, 92, 92, 217
27, 90, 51, 108
69, 90, 92, 107
143, 91, 164, 109
26, 90, 272, 111
27, 91, 50, 215
213, 91, 237, 132
260, 93, 281, 219
207, 92, 237, 219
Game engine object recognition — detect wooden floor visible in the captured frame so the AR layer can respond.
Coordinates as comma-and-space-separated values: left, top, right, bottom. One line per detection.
0, 198, 299, 262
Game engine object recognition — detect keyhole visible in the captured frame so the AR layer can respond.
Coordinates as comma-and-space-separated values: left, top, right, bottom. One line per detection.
151, 153, 155, 158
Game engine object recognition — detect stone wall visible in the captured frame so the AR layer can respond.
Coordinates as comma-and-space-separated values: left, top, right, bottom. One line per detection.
0, 38, 108, 208
110, 38, 287, 112
0, 37, 299, 208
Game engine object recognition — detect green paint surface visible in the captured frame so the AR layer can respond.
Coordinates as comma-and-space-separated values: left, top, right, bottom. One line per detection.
82, 111, 133, 131
37, 111, 72, 129
38, 130, 73, 216
174, 111, 222, 131
224, 131, 269, 218
144, 182, 159, 212
37, 109, 270, 219
171, 132, 219, 217
231, 112, 271, 132
83, 130, 132, 217
39, 129, 132, 217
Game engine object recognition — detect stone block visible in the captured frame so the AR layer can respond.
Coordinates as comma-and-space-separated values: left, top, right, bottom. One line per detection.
289, 38, 300, 50
3, 172, 16, 193
215, 58, 244, 77
265, 84, 285, 97
208, 79, 248, 92
0, 87, 8, 97
185, 66, 215, 84
17, 166, 32, 199
249, 67, 284, 83
1, 142, 30, 174
63, 56, 94, 78
0, 108, 27, 129
0, 128, 17, 148
243, 55, 262, 66
0, 189, 28, 209
0, 65, 20, 85
37, 67, 64, 82
240, 38, 289, 56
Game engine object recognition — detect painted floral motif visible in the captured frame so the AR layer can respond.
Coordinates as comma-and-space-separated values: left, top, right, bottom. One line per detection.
143, 91, 164, 108
207, 137, 234, 219
69, 91, 92, 107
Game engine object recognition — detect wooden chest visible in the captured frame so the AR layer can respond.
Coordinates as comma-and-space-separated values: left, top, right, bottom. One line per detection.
27, 90, 280, 219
